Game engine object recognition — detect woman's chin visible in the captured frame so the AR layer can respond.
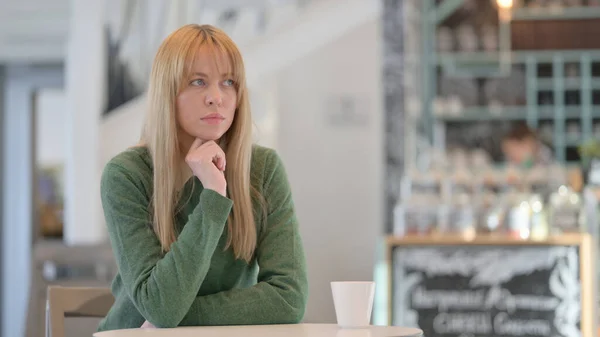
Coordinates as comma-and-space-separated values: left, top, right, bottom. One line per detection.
194, 132, 224, 142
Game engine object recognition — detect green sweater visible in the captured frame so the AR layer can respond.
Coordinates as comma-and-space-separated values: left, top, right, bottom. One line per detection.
97, 145, 308, 330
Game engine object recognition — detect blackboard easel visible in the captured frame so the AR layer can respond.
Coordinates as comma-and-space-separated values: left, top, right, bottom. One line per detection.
386, 233, 596, 337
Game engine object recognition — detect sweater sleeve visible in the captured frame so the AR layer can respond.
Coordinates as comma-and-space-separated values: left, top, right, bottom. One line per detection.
178, 150, 308, 326
101, 163, 233, 328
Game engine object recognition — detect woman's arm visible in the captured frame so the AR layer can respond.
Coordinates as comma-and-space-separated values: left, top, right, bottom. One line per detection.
178, 150, 308, 326
101, 162, 233, 328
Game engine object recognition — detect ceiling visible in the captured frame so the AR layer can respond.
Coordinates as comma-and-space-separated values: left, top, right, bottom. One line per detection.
0, 0, 69, 63
0, 0, 305, 64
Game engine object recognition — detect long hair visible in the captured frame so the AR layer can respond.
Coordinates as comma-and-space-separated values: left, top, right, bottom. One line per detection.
140, 24, 259, 262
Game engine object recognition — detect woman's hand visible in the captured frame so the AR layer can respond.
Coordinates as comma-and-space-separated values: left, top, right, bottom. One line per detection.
185, 139, 227, 196
141, 320, 156, 328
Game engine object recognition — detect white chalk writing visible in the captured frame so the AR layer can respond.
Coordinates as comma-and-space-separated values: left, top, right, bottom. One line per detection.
433, 312, 493, 334
395, 247, 571, 286
412, 287, 486, 311
485, 286, 559, 313
494, 312, 551, 336
411, 285, 559, 313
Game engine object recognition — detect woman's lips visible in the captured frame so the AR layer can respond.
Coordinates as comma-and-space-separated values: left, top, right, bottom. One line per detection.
201, 114, 225, 125
201, 117, 224, 124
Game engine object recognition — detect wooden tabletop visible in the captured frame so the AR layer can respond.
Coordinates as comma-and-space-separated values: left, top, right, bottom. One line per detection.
93, 324, 423, 337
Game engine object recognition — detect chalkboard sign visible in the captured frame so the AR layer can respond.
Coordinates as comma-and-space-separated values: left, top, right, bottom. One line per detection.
387, 235, 595, 337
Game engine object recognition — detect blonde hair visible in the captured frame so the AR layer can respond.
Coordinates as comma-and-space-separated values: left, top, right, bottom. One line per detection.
141, 24, 260, 262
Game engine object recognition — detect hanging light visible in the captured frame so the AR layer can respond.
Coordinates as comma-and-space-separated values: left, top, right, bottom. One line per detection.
496, 0, 514, 9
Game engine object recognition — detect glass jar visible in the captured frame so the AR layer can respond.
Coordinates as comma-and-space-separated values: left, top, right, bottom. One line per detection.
479, 192, 507, 234
448, 193, 477, 239
529, 194, 549, 240
548, 185, 584, 234
507, 193, 532, 239
396, 194, 439, 236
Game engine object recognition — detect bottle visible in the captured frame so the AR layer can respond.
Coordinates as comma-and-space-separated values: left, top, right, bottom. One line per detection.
396, 170, 441, 236
507, 193, 532, 239
548, 185, 583, 234
450, 193, 477, 239
479, 191, 505, 234
529, 194, 549, 240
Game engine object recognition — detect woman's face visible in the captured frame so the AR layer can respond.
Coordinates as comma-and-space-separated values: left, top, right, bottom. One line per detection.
502, 138, 536, 166
176, 46, 237, 148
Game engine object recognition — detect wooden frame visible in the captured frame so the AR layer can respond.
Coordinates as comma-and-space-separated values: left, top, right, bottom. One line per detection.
385, 233, 596, 337
46, 286, 114, 337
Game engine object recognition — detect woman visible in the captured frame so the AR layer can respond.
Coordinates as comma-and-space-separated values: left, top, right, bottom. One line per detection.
98, 24, 308, 330
501, 122, 554, 169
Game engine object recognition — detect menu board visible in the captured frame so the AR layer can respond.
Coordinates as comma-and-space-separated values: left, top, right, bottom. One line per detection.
389, 239, 593, 337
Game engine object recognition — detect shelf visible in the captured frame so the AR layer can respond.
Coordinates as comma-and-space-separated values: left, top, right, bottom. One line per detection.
435, 106, 526, 121
537, 77, 581, 90
537, 78, 600, 90
565, 138, 583, 147
540, 106, 599, 118
537, 107, 557, 119
421, 1, 600, 165
437, 51, 600, 66
386, 233, 588, 246
511, 6, 600, 21
436, 105, 600, 122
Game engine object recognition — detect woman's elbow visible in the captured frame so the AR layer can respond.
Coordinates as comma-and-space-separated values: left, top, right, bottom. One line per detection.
139, 306, 186, 328
285, 306, 306, 324
279, 291, 307, 323
145, 315, 180, 329
130, 289, 187, 328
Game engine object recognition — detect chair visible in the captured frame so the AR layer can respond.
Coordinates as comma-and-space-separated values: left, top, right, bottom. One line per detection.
45, 286, 114, 337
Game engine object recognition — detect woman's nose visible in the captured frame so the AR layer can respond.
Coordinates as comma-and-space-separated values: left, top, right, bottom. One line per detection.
205, 86, 223, 106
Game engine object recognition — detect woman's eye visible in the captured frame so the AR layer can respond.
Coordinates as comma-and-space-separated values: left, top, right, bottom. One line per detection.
190, 79, 205, 86
223, 79, 235, 87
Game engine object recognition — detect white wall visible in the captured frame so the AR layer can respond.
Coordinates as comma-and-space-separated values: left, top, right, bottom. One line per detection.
99, 95, 146, 168
0, 0, 69, 63
35, 89, 66, 167
276, 19, 383, 323
63, 0, 107, 245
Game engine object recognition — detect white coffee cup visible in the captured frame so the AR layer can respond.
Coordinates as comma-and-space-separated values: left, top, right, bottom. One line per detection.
331, 281, 375, 328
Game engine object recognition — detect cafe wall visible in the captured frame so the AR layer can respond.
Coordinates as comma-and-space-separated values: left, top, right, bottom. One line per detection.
276, 18, 383, 323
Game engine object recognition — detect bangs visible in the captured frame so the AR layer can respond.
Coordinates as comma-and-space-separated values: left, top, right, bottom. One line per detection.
181, 29, 245, 89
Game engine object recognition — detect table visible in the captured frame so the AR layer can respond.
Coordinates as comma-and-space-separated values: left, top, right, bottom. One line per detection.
93, 324, 423, 337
